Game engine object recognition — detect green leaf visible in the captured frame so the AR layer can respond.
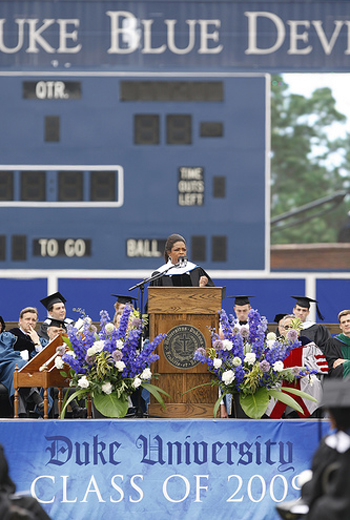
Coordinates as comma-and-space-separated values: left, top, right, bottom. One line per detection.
213, 391, 230, 418
182, 381, 214, 395
268, 389, 303, 414
61, 389, 88, 419
240, 387, 270, 418
62, 336, 72, 348
93, 392, 129, 418
141, 382, 171, 409
280, 386, 318, 403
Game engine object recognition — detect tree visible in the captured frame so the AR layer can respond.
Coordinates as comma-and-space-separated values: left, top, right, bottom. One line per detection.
270, 74, 349, 244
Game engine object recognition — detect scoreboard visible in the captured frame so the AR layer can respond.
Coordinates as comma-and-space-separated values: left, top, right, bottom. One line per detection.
0, 72, 269, 271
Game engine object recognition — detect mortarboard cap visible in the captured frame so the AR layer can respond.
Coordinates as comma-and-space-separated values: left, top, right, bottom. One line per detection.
321, 379, 350, 409
291, 296, 325, 321
46, 318, 67, 330
112, 294, 138, 308
40, 292, 66, 310
228, 295, 254, 306
274, 313, 288, 324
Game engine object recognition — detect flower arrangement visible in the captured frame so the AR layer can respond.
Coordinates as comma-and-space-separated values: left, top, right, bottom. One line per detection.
56, 305, 168, 418
193, 309, 317, 419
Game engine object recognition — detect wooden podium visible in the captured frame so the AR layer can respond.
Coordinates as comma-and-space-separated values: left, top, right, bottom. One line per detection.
148, 286, 222, 418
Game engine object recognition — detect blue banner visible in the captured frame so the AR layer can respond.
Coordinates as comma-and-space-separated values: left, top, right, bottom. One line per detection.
0, 1, 349, 72
0, 419, 330, 520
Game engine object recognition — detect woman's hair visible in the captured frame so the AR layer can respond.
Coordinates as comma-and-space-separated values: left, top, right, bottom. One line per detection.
164, 233, 186, 263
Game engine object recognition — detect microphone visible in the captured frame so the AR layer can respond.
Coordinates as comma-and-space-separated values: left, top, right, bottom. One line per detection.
177, 255, 188, 268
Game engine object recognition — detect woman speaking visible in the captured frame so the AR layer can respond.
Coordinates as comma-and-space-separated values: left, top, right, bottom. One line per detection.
150, 233, 214, 287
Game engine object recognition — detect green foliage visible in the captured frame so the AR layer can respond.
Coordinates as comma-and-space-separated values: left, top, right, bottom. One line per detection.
271, 74, 350, 244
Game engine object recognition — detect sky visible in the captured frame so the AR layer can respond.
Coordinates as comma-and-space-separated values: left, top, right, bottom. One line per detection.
283, 72, 350, 139
282, 73, 350, 169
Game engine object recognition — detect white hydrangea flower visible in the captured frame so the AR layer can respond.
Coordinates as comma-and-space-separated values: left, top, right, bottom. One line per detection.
222, 339, 233, 351
213, 358, 222, 369
78, 375, 89, 389
132, 377, 142, 389
116, 339, 124, 350
141, 368, 152, 380
222, 370, 235, 385
233, 356, 242, 367
93, 340, 105, 353
244, 352, 256, 365
105, 322, 115, 334
273, 361, 284, 372
54, 356, 64, 370
102, 382, 113, 394
115, 361, 126, 372
266, 332, 277, 341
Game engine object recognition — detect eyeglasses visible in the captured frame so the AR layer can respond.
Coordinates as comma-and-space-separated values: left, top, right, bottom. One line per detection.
282, 325, 292, 330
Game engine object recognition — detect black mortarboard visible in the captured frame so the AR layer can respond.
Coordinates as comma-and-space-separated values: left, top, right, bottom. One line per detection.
40, 292, 66, 310
46, 318, 66, 330
228, 295, 254, 306
111, 294, 138, 308
321, 379, 350, 409
0, 315, 5, 331
274, 313, 288, 324
291, 296, 325, 321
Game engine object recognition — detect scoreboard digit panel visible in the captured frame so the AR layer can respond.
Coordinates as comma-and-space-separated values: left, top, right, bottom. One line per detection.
0, 73, 269, 271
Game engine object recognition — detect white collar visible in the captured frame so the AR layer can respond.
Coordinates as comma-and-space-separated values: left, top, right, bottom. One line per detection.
302, 320, 316, 329
326, 430, 350, 453
154, 260, 197, 276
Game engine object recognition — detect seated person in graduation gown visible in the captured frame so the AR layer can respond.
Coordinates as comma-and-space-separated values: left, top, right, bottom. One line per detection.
9, 307, 48, 361
150, 233, 214, 287
0, 329, 45, 416
266, 314, 328, 419
38, 292, 74, 341
324, 309, 350, 379
291, 296, 331, 353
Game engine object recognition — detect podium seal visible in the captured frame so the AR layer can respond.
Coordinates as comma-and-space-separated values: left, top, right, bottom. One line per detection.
162, 324, 206, 369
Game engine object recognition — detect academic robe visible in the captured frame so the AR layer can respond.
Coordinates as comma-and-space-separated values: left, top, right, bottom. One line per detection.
301, 430, 350, 520
324, 336, 350, 378
301, 321, 331, 352
0, 332, 26, 397
150, 261, 214, 287
266, 337, 328, 418
8, 327, 48, 358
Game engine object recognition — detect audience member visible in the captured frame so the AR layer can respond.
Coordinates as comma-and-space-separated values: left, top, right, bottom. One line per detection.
267, 314, 328, 418
291, 296, 331, 352
324, 309, 350, 378
0, 443, 51, 519
276, 378, 350, 520
39, 292, 73, 340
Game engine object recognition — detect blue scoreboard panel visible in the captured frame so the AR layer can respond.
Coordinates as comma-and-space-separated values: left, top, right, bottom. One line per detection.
0, 73, 269, 271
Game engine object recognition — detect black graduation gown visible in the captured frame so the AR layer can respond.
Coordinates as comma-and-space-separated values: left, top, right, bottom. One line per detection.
302, 435, 350, 520
8, 327, 37, 357
150, 266, 214, 287
324, 336, 348, 378
302, 323, 331, 352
